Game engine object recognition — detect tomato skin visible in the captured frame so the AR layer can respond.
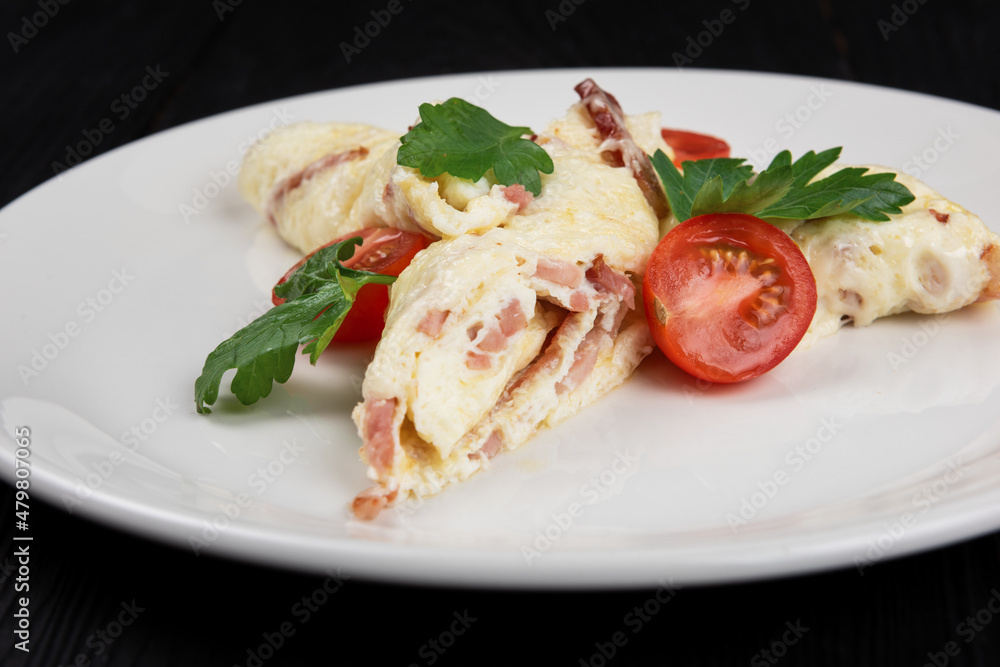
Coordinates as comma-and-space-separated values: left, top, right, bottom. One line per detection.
272, 227, 431, 342
643, 213, 817, 383
660, 128, 731, 166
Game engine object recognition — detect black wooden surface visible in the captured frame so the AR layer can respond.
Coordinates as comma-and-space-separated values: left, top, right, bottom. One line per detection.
2, 0, 1000, 664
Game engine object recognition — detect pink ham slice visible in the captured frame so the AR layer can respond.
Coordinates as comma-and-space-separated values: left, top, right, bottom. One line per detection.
535, 259, 636, 394
533, 257, 584, 288
509, 259, 636, 399
497, 299, 528, 336
466, 351, 492, 370
266, 147, 370, 226
532, 257, 631, 314
501, 183, 534, 212
417, 309, 450, 338
574, 79, 669, 219
466, 299, 528, 362
586, 255, 635, 307
351, 486, 398, 521
503, 312, 579, 396
555, 327, 607, 395
361, 398, 397, 475
475, 431, 503, 460
568, 291, 591, 312
477, 326, 507, 353
531, 257, 591, 312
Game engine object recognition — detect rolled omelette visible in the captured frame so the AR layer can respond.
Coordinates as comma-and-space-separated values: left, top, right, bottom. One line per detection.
349, 89, 674, 518
767, 168, 1000, 347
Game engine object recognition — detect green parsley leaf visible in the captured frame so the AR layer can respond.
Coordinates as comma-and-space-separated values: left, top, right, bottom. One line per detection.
649, 152, 753, 224
689, 162, 793, 218
396, 98, 554, 197
755, 166, 915, 221
194, 238, 396, 414
781, 147, 840, 188
650, 147, 915, 223
272, 238, 359, 302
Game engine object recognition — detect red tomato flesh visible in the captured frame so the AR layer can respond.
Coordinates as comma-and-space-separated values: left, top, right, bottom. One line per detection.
661, 128, 731, 166
643, 213, 817, 383
273, 227, 431, 342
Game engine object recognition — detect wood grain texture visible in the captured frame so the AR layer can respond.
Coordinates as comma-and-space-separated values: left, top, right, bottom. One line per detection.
2, 0, 1000, 664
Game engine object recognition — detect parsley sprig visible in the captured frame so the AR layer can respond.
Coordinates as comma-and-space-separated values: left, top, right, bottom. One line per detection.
396, 98, 554, 197
194, 238, 396, 414
650, 147, 915, 223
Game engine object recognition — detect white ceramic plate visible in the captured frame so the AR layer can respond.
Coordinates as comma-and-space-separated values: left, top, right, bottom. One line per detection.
2, 69, 999, 589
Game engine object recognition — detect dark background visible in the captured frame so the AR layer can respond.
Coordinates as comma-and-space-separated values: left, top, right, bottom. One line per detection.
2, 0, 1000, 665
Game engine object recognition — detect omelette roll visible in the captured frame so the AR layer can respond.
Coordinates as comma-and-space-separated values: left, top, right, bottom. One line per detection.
350, 229, 653, 519
237, 80, 678, 253
742, 168, 1000, 346
349, 86, 674, 518
237, 121, 401, 253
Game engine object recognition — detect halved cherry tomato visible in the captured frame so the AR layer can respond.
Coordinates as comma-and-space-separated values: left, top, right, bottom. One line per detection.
661, 128, 731, 166
273, 227, 431, 342
643, 213, 817, 383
